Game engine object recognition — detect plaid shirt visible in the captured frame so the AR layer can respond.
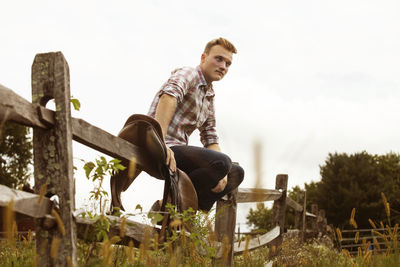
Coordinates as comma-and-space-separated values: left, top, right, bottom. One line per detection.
148, 66, 218, 147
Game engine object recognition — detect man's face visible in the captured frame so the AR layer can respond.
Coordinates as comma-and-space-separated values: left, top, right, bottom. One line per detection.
200, 45, 233, 84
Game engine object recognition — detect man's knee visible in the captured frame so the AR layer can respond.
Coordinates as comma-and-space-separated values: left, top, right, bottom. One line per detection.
230, 164, 245, 183
210, 153, 232, 175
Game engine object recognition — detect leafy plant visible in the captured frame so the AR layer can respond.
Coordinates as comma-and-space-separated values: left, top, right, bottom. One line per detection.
83, 156, 125, 214
70, 96, 81, 111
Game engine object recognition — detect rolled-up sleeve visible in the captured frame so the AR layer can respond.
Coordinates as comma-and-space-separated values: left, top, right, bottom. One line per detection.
199, 100, 219, 147
160, 68, 195, 103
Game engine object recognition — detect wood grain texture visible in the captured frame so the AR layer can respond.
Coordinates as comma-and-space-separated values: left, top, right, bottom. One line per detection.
0, 84, 48, 128
268, 174, 288, 258
0, 184, 52, 218
32, 52, 77, 267
236, 188, 282, 203
286, 196, 303, 212
233, 225, 280, 254
0, 85, 149, 166
214, 189, 238, 266
75, 214, 159, 247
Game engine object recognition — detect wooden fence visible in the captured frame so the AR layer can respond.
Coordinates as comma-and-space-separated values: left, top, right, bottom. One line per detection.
0, 52, 328, 266
338, 227, 398, 255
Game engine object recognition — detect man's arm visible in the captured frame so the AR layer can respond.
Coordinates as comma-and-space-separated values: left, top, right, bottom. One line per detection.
155, 94, 177, 172
155, 94, 177, 137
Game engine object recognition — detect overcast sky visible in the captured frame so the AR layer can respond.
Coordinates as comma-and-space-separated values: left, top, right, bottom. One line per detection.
2, 0, 400, 230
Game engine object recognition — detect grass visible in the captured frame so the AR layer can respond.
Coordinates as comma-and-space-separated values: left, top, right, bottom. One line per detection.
1, 223, 400, 266
1, 173, 399, 267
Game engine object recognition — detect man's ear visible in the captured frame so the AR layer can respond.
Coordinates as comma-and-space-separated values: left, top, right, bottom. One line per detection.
200, 53, 206, 63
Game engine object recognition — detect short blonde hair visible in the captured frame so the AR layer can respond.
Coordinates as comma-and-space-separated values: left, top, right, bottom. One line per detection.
204, 37, 237, 54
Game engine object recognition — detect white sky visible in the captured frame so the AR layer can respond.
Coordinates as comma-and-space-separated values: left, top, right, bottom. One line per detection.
2, 0, 400, 231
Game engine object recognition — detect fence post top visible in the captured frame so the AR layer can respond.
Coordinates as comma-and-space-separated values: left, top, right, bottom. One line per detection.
275, 174, 288, 189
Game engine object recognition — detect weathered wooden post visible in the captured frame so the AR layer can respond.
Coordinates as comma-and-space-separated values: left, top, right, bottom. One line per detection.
302, 191, 307, 242
311, 204, 318, 235
268, 174, 288, 257
318, 209, 326, 234
215, 188, 238, 266
32, 52, 76, 266
295, 191, 302, 229
295, 191, 306, 242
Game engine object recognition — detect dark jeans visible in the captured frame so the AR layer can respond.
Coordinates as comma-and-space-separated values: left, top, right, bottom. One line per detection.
170, 145, 244, 211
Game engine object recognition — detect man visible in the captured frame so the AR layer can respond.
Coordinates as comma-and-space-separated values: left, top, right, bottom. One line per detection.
148, 37, 244, 212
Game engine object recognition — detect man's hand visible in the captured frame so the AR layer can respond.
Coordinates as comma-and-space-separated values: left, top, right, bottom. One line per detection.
166, 146, 176, 172
211, 176, 227, 193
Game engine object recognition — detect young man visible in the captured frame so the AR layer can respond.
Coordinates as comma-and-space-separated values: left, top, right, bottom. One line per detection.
148, 38, 244, 212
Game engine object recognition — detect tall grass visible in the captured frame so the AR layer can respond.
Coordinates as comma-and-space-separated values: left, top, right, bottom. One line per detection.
334, 192, 400, 267
1, 197, 273, 266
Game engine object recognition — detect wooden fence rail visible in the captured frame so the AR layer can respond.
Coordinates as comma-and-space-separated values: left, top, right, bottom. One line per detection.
338, 227, 399, 255
0, 52, 327, 266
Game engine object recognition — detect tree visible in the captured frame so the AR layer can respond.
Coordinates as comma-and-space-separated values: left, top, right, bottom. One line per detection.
246, 202, 274, 233
246, 187, 299, 232
0, 121, 32, 188
307, 151, 400, 228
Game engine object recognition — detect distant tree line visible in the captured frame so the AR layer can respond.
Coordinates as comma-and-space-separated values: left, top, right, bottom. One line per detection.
247, 151, 400, 231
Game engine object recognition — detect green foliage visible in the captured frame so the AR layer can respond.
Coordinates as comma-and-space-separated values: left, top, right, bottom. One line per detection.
246, 202, 274, 232
80, 212, 111, 242
164, 203, 219, 258
0, 238, 35, 267
83, 156, 125, 214
246, 186, 300, 232
70, 96, 81, 111
307, 151, 400, 228
0, 121, 32, 189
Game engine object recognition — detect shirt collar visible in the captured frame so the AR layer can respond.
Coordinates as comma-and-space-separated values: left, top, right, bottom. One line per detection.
196, 65, 215, 97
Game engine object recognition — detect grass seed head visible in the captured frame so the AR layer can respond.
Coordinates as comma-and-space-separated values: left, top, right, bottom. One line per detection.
50, 237, 60, 259
128, 157, 136, 180
336, 228, 343, 242
52, 209, 66, 236
385, 202, 391, 218
120, 216, 126, 237
354, 232, 359, 243
350, 208, 356, 221
4, 200, 15, 243
368, 218, 377, 229
350, 218, 358, 229
372, 236, 381, 251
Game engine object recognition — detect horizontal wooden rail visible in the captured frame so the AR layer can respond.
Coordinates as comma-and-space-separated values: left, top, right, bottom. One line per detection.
306, 212, 316, 218
0, 84, 48, 128
340, 228, 393, 233
0, 181, 283, 257
0, 184, 157, 246
75, 214, 158, 246
0, 84, 149, 166
236, 188, 281, 203
0, 184, 52, 218
286, 197, 303, 212
233, 225, 280, 254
